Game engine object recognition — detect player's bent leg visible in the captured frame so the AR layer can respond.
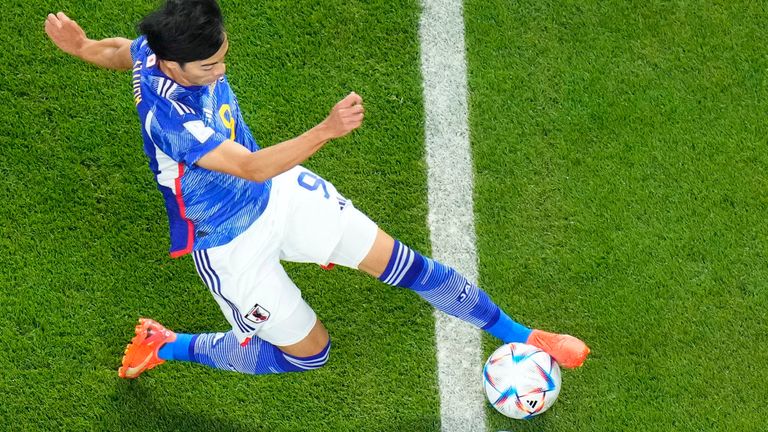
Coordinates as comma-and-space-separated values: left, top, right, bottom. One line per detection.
118, 318, 331, 379
357, 229, 590, 368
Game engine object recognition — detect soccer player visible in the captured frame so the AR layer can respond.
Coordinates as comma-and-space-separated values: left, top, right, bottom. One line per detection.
44, 0, 589, 379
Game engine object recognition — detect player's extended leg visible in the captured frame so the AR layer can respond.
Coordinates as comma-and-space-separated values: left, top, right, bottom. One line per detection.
355, 229, 590, 368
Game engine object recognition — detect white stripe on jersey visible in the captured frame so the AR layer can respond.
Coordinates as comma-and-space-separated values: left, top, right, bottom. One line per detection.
170, 100, 185, 116
170, 100, 195, 116
144, 110, 180, 195
159, 78, 167, 97
166, 83, 178, 99
156, 78, 165, 96
156, 77, 194, 115
154, 145, 180, 194
160, 78, 172, 98
144, 110, 157, 146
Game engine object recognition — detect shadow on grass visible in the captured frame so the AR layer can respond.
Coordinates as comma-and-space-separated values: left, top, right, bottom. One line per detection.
104, 379, 441, 432
103, 380, 254, 432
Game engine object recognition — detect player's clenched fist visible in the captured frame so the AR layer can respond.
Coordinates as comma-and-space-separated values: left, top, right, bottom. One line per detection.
45, 12, 88, 56
322, 92, 365, 139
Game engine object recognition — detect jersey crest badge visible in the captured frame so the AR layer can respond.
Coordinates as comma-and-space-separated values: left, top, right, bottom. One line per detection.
245, 304, 271, 324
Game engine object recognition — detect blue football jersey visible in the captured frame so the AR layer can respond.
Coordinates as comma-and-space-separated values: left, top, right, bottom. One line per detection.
130, 36, 271, 257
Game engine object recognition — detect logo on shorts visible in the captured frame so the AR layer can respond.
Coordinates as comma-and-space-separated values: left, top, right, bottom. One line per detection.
245, 304, 271, 324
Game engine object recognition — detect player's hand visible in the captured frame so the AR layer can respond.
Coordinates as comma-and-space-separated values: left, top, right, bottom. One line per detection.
45, 12, 88, 57
322, 92, 365, 139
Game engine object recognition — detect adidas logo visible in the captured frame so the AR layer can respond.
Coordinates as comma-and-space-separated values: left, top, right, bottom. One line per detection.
526, 399, 538, 409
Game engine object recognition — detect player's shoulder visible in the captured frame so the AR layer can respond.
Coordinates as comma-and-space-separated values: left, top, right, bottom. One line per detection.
135, 75, 203, 126
128, 37, 209, 125
140, 90, 202, 134
130, 35, 151, 65
150, 77, 202, 116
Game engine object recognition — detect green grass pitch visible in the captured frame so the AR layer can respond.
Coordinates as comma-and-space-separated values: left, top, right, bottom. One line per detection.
1, 0, 766, 431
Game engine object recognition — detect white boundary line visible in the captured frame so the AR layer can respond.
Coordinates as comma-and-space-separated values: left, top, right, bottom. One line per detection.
418, 1, 486, 431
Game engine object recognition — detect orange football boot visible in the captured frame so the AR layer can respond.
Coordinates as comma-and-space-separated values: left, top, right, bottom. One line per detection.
527, 329, 590, 369
118, 318, 176, 379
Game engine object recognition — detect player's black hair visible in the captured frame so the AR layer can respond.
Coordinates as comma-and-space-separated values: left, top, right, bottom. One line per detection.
138, 0, 225, 66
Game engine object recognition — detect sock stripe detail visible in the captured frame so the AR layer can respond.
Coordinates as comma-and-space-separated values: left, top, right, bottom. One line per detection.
379, 242, 502, 329
382, 242, 406, 284
195, 332, 271, 374
283, 342, 331, 370
192, 332, 330, 375
391, 247, 415, 286
382, 241, 417, 286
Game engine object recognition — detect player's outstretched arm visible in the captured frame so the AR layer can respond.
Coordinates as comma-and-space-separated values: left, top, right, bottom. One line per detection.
197, 92, 365, 182
45, 12, 133, 71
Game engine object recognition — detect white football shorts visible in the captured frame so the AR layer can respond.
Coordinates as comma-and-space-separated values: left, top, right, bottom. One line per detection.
191, 166, 378, 346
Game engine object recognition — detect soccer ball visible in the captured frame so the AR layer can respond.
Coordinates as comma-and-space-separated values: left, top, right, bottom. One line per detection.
483, 342, 561, 419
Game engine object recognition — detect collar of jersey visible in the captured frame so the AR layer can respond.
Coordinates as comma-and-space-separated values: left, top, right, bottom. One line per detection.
147, 63, 209, 94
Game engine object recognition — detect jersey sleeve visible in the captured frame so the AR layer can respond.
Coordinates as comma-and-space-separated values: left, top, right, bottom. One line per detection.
148, 108, 229, 166
130, 35, 148, 63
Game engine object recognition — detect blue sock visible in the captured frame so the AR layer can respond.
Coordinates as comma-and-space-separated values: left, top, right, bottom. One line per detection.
485, 310, 533, 343
158, 333, 197, 361
379, 240, 532, 343
160, 331, 330, 375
